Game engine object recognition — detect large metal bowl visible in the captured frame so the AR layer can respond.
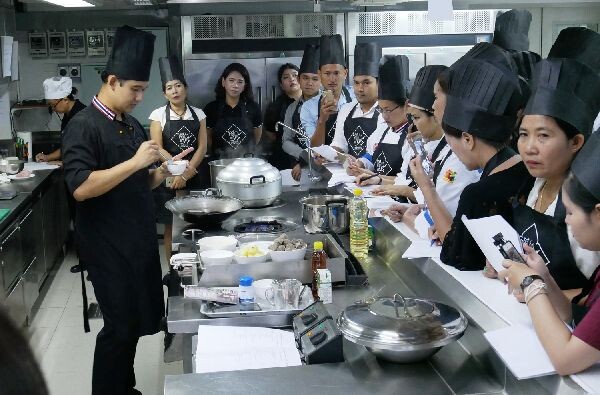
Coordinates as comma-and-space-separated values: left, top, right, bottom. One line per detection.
337, 294, 468, 363
165, 193, 243, 228
0, 159, 24, 175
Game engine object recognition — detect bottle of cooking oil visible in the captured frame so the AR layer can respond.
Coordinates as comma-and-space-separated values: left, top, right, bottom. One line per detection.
311, 241, 327, 300
350, 189, 369, 259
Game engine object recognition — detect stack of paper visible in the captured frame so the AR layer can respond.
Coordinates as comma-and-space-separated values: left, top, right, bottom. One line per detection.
312, 145, 340, 162
402, 240, 442, 259
280, 169, 309, 186
195, 325, 302, 374
24, 162, 60, 171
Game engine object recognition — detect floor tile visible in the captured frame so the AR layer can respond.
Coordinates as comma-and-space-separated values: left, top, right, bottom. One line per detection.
57, 306, 89, 328
37, 288, 71, 309
27, 326, 56, 361
134, 363, 164, 395
44, 369, 92, 395
30, 307, 64, 329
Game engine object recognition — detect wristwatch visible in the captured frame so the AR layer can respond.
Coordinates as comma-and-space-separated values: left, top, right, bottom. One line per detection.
520, 274, 544, 291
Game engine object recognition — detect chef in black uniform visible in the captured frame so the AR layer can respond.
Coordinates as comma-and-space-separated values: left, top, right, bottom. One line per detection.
506, 27, 600, 291
263, 63, 301, 170
204, 63, 262, 159
62, 26, 167, 395
331, 43, 386, 160
36, 76, 86, 163
301, 34, 355, 148
282, 43, 322, 181
426, 43, 534, 271
149, 55, 207, 264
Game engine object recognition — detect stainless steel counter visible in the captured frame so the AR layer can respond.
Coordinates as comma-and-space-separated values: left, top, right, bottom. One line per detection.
165, 179, 586, 395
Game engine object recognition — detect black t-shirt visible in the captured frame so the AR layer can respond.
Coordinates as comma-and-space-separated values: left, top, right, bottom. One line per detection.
264, 93, 296, 169
440, 161, 534, 271
203, 99, 262, 129
61, 99, 86, 131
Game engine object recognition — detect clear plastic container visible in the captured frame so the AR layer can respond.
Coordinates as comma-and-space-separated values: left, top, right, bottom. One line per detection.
238, 275, 255, 304
350, 189, 369, 259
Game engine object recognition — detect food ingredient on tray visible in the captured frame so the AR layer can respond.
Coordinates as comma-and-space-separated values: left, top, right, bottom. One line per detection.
239, 245, 265, 257
268, 233, 307, 251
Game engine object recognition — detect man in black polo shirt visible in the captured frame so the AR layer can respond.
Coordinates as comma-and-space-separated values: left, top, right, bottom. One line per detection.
62, 26, 170, 395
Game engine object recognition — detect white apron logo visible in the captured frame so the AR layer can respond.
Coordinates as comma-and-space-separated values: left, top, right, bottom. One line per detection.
297, 125, 310, 148
374, 151, 392, 175
171, 125, 197, 150
348, 126, 368, 155
222, 124, 247, 149
519, 223, 550, 265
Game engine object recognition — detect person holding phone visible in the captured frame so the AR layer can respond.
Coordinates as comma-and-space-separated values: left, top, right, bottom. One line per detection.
499, 132, 600, 376
486, 28, 600, 293
299, 35, 355, 149
149, 55, 208, 264
282, 44, 322, 181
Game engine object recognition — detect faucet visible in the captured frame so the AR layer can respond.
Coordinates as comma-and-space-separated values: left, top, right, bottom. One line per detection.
276, 121, 321, 182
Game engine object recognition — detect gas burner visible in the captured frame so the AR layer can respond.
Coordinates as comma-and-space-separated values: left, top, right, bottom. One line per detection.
222, 216, 299, 234
234, 220, 282, 233
241, 197, 287, 210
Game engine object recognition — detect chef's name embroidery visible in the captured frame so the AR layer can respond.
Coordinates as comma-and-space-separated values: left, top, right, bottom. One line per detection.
442, 169, 457, 183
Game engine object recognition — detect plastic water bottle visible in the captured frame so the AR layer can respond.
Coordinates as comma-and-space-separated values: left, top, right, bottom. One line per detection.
238, 276, 255, 305
350, 189, 369, 259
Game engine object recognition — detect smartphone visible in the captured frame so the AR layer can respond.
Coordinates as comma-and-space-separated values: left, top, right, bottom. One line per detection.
165, 177, 174, 188
322, 89, 334, 105
408, 134, 434, 177
493, 232, 527, 264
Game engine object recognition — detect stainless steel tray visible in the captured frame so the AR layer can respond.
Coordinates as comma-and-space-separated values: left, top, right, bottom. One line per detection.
200, 291, 314, 318
198, 233, 348, 287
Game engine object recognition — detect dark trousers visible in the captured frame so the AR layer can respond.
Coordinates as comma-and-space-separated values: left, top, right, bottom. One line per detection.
92, 324, 139, 395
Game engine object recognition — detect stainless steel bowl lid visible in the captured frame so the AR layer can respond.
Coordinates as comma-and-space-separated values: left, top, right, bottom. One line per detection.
337, 294, 467, 350
216, 158, 281, 184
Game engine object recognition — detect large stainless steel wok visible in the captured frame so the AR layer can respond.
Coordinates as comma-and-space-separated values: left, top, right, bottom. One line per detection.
165, 191, 243, 228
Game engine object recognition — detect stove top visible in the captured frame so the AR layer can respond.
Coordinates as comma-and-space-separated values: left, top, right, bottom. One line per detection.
241, 197, 287, 210
222, 216, 299, 233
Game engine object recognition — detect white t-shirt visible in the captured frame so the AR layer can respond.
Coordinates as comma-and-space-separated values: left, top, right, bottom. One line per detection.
526, 178, 600, 279
148, 104, 207, 129
331, 101, 388, 153
394, 138, 443, 186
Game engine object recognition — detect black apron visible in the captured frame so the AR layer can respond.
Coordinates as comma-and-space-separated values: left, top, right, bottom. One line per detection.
292, 99, 309, 150
317, 87, 352, 146
343, 103, 381, 158
512, 189, 588, 290
211, 100, 254, 159
406, 138, 448, 188
371, 122, 409, 176
75, 111, 164, 339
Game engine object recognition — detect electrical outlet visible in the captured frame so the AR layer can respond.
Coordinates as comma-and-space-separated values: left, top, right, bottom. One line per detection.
57, 64, 69, 77
57, 63, 81, 81
70, 64, 81, 79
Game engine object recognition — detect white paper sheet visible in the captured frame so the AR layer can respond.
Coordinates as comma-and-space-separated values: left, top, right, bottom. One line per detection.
312, 145, 341, 162
344, 183, 394, 198
402, 240, 442, 259
280, 169, 309, 186
24, 162, 60, 171
573, 365, 600, 394
428, 0, 454, 21
461, 215, 523, 272
1, 36, 12, 77
195, 325, 301, 374
484, 324, 556, 380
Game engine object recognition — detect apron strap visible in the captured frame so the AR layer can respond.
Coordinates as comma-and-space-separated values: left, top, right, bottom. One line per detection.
342, 86, 352, 103
572, 264, 600, 305
80, 265, 90, 333
432, 149, 453, 186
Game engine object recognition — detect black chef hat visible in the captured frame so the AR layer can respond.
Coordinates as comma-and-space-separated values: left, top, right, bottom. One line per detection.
319, 34, 346, 68
353, 43, 382, 78
299, 44, 320, 75
443, 57, 521, 142
104, 25, 155, 82
455, 42, 519, 76
159, 56, 186, 87
524, 27, 600, 136
378, 55, 409, 104
511, 51, 541, 81
492, 9, 532, 52
409, 65, 448, 113
572, 132, 600, 199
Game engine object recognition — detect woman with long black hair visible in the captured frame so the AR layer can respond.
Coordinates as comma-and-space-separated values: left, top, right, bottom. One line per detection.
204, 63, 262, 159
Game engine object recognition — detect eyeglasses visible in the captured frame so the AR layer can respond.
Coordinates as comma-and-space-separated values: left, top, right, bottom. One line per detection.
48, 99, 63, 111
377, 105, 401, 115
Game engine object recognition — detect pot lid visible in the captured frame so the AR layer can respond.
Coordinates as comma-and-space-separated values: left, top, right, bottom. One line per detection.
337, 294, 467, 350
216, 158, 281, 184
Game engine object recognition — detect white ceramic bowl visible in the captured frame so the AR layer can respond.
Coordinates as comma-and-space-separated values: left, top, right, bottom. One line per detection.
197, 236, 237, 252
233, 242, 270, 264
199, 250, 234, 266
167, 160, 187, 176
268, 246, 307, 262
